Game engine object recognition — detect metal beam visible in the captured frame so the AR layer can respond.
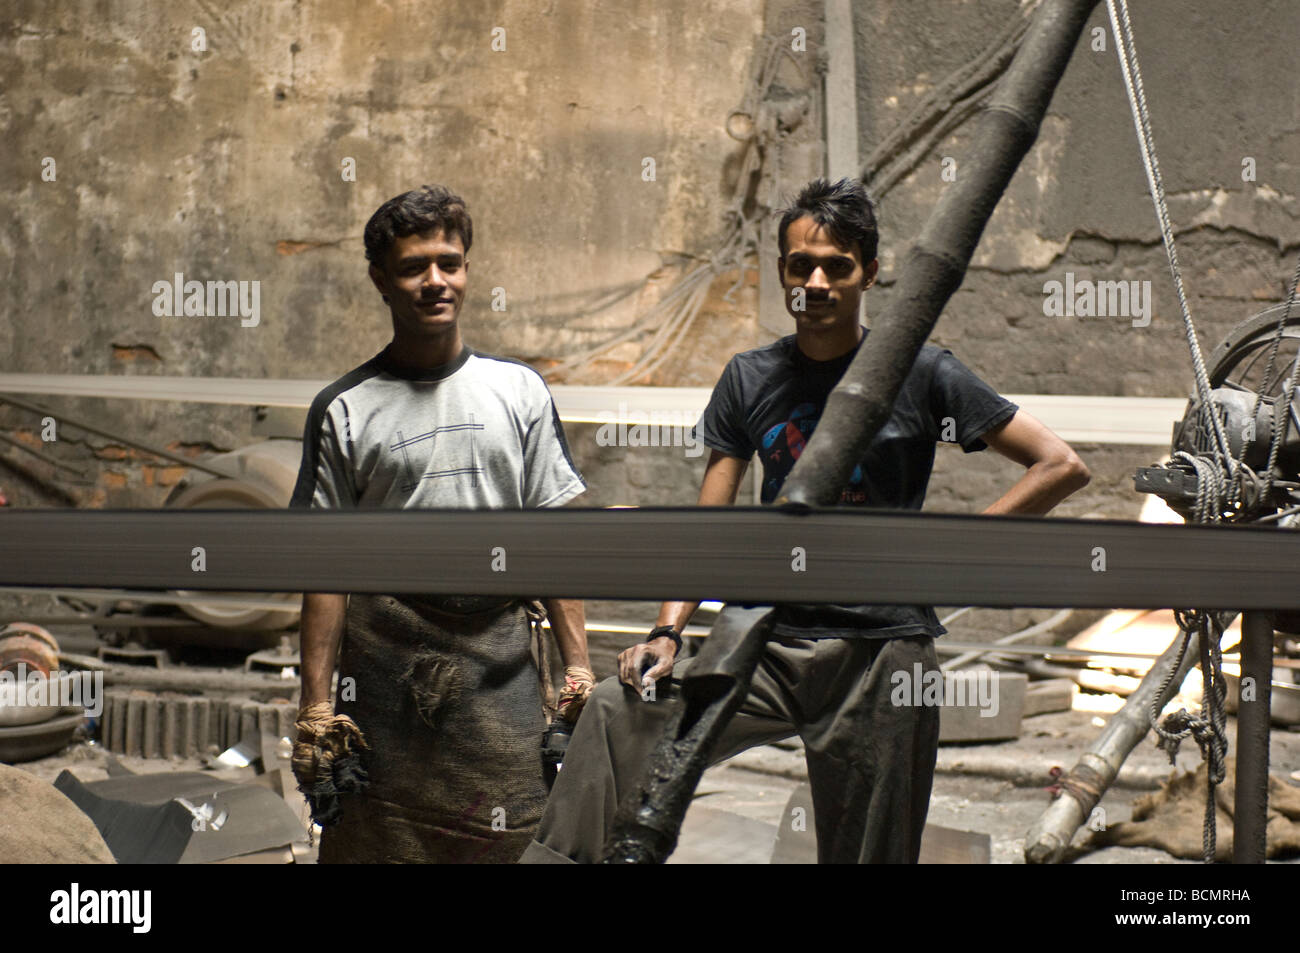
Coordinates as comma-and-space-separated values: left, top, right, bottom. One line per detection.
823, 0, 860, 180
0, 508, 1297, 607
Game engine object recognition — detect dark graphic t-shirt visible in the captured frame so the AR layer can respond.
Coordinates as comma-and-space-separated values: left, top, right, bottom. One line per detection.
693, 330, 1018, 639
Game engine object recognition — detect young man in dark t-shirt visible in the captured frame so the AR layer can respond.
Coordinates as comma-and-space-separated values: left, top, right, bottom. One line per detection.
520, 178, 1090, 864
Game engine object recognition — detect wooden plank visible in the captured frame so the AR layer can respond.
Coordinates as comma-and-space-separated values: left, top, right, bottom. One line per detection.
0, 373, 1185, 444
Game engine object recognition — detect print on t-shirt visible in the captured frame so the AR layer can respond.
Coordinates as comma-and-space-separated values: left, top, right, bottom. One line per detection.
692, 331, 1019, 638
392, 414, 485, 493
291, 347, 585, 511
761, 401, 865, 503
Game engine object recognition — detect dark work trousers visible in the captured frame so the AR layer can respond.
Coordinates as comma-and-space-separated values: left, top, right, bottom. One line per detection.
519, 626, 941, 864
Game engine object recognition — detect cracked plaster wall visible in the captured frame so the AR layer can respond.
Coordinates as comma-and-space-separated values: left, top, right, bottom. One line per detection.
849, 0, 1298, 515
2, 0, 1297, 522
0, 0, 764, 505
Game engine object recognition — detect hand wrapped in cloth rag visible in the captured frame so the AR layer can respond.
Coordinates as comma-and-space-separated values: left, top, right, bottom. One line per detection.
557, 665, 596, 722
292, 701, 370, 827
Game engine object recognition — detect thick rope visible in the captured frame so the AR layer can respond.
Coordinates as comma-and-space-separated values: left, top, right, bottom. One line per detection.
1148, 611, 1229, 863
292, 700, 370, 836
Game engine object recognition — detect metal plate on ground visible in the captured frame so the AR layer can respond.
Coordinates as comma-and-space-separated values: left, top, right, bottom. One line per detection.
770, 783, 991, 864
667, 803, 780, 864
53, 770, 308, 864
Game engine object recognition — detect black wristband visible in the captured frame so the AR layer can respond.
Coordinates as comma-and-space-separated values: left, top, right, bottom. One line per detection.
646, 625, 682, 657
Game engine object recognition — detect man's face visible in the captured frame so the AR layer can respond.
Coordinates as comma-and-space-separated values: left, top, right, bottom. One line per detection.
370, 229, 468, 337
777, 216, 877, 332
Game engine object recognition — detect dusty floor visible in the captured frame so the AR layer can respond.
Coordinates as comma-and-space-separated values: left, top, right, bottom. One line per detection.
6, 592, 1300, 864
681, 704, 1300, 864
12, 702, 1300, 864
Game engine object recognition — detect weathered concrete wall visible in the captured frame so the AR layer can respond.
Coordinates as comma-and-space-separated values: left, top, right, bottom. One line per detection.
849, 0, 1298, 519
855, 0, 1300, 388
3, 0, 1298, 530
573, 0, 1300, 521
0, 0, 764, 505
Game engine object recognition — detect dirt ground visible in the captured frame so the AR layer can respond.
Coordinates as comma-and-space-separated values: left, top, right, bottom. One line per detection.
6, 591, 1300, 864
679, 704, 1300, 864
11, 701, 1300, 864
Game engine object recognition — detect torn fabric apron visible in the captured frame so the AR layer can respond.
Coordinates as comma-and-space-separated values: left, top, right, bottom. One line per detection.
318, 593, 549, 864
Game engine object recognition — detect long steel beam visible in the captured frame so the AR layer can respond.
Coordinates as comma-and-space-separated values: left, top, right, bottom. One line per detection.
1, 508, 1295, 608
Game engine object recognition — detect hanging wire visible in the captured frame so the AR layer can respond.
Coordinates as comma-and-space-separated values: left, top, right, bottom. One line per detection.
1106, 0, 1232, 467
1107, 0, 1237, 864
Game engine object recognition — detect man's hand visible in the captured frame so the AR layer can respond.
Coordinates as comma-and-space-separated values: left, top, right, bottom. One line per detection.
624, 452, 748, 692
291, 701, 370, 827
618, 635, 677, 691
557, 664, 595, 722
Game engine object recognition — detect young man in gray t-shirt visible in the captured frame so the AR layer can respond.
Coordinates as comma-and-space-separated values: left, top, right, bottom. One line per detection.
290, 185, 592, 863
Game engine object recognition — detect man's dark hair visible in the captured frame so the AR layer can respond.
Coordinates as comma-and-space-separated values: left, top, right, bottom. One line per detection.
363, 184, 473, 266
777, 177, 878, 266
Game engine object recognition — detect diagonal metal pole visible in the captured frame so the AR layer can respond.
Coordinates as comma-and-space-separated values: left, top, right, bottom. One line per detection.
602, 610, 778, 863
602, 0, 1103, 863
780, 0, 1102, 507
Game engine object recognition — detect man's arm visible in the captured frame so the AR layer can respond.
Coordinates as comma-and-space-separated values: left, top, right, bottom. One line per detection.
541, 482, 594, 717
293, 402, 353, 710
616, 450, 749, 689
979, 410, 1090, 516
541, 483, 591, 669
293, 591, 368, 816
545, 597, 592, 721
544, 598, 589, 669
299, 592, 347, 708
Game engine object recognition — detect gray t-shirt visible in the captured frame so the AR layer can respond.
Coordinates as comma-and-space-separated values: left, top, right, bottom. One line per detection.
290, 345, 585, 511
